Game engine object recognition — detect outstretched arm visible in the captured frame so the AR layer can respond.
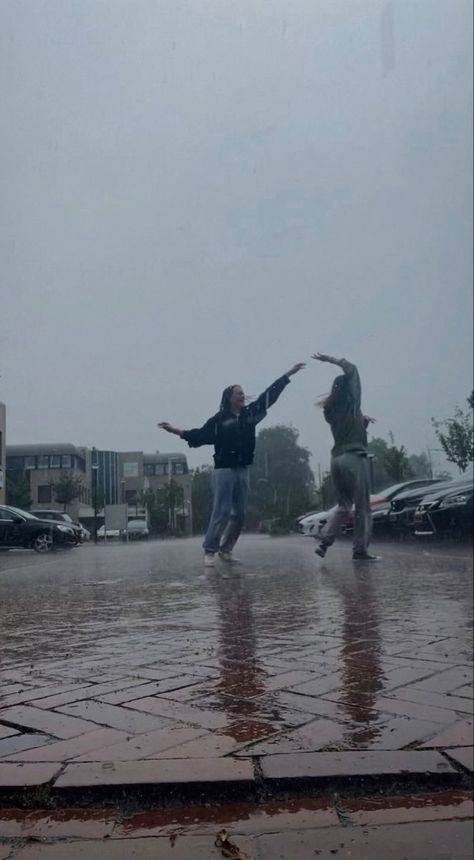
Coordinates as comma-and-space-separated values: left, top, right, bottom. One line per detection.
158, 416, 218, 448
247, 363, 305, 423
312, 352, 361, 411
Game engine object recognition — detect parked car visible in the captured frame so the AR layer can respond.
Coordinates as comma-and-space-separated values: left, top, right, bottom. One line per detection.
97, 525, 121, 540
299, 480, 442, 540
77, 524, 91, 542
32, 510, 82, 544
126, 519, 150, 540
298, 506, 352, 538
389, 478, 459, 534
0, 505, 77, 553
414, 478, 474, 539
370, 479, 442, 531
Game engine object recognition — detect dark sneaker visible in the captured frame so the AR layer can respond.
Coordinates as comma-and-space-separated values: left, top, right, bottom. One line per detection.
352, 552, 382, 562
315, 544, 328, 559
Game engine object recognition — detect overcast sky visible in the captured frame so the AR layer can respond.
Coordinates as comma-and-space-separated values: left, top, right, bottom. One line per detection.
2, 0, 472, 473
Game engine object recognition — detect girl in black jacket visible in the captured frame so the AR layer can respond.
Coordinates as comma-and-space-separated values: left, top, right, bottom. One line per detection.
159, 362, 304, 566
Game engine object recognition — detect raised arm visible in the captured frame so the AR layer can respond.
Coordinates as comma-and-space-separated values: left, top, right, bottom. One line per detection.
246, 363, 305, 424
312, 352, 361, 411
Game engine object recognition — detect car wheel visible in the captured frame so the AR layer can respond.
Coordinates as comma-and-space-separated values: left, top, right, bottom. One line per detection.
33, 532, 53, 553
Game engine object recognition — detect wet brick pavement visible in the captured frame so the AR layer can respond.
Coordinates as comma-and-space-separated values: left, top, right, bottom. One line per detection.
0, 536, 472, 855
0, 537, 472, 786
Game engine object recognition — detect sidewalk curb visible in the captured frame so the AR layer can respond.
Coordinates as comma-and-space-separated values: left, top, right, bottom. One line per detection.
0, 750, 471, 810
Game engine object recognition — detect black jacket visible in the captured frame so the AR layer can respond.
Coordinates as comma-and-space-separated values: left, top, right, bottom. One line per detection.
181, 375, 290, 468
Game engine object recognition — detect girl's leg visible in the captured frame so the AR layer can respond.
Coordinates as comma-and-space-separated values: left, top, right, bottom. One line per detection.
203, 469, 234, 553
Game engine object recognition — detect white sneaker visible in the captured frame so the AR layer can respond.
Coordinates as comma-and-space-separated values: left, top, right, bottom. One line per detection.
204, 553, 215, 567
218, 550, 241, 564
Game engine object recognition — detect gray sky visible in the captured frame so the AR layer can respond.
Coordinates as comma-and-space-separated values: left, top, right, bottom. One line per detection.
2, 0, 472, 473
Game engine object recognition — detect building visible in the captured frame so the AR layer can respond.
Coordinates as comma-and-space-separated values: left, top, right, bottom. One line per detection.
6, 444, 89, 518
118, 451, 193, 535
0, 403, 6, 505
5, 441, 192, 534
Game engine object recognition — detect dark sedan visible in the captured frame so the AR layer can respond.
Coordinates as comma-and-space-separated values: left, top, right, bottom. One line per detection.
389, 478, 457, 533
0, 506, 77, 553
414, 479, 474, 539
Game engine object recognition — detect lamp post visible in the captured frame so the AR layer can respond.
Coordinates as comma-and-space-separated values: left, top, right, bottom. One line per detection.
92, 447, 99, 544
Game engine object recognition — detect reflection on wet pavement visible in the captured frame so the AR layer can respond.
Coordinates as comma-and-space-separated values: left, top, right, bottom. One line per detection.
0, 536, 472, 758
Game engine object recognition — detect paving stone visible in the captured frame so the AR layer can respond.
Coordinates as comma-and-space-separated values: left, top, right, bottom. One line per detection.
73, 727, 207, 761
374, 696, 458, 724
13, 835, 257, 859
257, 820, 473, 859
0, 808, 117, 838
340, 717, 443, 751
152, 731, 239, 759
30, 678, 148, 709
0, 762, 61, 787
444, 747, 474, 772
116, 796, 339, 837
125, 696, 230, 729
0, 683, 87, 709
412, 666, 473, 694
97, 679, 200, 704
0, 724, 19, 740
55, 757, 255, 788
420, 720, 474, 749
261, 750, 456, 781
276, 691, 347, 719
0, 733, 54, 759
0, 846, 12, 860
3, 729, 129, 762
236, 719, 345, 756
452, 684, 474, 699
287, 675, 342, 697
343, 790, 474, 825
56, 701, 171, 733
391, 686, 474, 715
0, 706, 98, 739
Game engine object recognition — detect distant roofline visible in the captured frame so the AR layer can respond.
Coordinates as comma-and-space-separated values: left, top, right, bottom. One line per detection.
143, 452, 187, 464
7, 443, 83, 456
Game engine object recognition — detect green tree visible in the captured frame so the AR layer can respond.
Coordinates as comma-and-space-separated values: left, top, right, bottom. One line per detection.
53, 472, 84, 510
142, 480, 186, 535
6, 471, 32, 509
248, 425, 314, 529
432, 394, 474, 473
408, 452, 432, 479
367, 437, 390, 490
383, 440, 413, 483
191, 467, 214, 534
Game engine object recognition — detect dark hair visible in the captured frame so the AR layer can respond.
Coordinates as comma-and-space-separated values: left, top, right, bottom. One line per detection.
220, 385, 238, 412
321, 374, 350, 419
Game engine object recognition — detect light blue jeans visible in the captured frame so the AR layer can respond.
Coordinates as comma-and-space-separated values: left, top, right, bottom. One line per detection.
203, 467, 249, 554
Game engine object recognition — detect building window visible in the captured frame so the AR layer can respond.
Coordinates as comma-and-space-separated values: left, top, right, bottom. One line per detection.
155, 464, 168, 476
144, 464, 155, 477
6, 456, 23, 470
126, 490, 137, 505
61, 455, 72, 468
38, 455, 49, 469
174, 462, 185, 475
50, 455, 61, 469
37, 485, 52, 504
24, 456, 36, 470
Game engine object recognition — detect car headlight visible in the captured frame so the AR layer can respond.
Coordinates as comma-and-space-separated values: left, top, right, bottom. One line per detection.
57, 525, 74, 534
440, 494, 469, 509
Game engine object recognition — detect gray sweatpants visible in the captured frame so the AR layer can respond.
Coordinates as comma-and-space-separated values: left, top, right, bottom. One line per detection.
321, 452, 372, 553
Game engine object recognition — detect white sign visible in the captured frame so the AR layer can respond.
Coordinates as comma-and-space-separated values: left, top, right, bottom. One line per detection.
123, 462, 139, 478
104, 504, 128, 530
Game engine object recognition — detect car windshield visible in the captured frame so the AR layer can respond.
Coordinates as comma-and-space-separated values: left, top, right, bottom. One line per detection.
6, 506, 40, 520
129, 520, 147, 528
